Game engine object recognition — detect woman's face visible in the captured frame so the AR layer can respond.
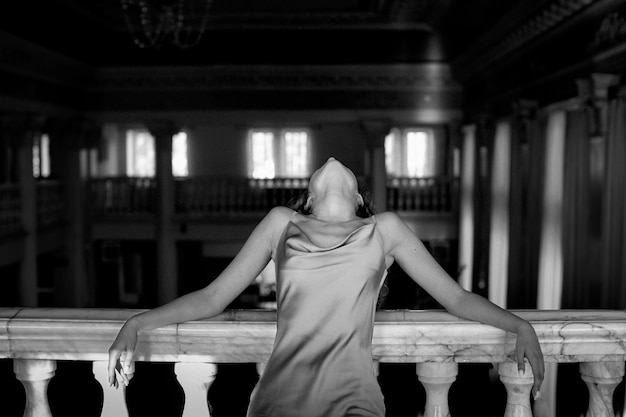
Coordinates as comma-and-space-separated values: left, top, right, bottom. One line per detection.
308, 157, 359, 197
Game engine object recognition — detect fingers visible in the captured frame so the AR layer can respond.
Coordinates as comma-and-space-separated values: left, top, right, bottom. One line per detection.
515, 347, 526, 375
530, 356, 545, 398
108, 347, 135, 389
108, 348, 121, 387
121, 350, 134, 375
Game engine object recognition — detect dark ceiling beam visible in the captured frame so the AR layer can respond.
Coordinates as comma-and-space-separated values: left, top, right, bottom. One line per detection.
452, 0, 599, 80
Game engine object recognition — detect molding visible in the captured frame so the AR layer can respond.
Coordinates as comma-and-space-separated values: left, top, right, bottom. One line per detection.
91, 64, 460, 92
454, 0, 600, 78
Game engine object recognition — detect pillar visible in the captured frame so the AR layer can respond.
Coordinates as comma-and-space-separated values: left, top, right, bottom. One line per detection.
488, 120, 512, 308
360, 120, 390, 213
50, 117, 96, 307
149, 122, 179, 304
458, 124, 476, 291
10, 115, 45, 306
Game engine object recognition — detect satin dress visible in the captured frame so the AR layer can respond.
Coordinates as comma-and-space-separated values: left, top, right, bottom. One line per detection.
247, 213, 388, 417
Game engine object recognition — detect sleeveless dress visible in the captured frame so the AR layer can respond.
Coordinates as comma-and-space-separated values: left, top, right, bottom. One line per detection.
246, 213, 388, 417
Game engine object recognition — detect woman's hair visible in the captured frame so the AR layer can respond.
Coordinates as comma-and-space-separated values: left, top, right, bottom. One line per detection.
286, 183, 376, 218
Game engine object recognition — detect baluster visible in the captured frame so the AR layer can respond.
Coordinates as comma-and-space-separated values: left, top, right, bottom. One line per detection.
429, 178, 437, 211
175, 362, 218, 417
14, 359, 56, 417
92, 360, 132, 417
416, 362, 458, 417
498, 361, 534, 417
580, 361, 625, 417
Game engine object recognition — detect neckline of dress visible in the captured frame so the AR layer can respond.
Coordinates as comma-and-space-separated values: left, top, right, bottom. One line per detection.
288, 216, 376, 251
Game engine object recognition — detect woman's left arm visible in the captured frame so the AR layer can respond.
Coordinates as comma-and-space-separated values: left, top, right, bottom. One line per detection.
377, 212, 544, 397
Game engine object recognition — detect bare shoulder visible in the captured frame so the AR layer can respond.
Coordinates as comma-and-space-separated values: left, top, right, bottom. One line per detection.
374, 211, 414, 250
262, 206, 295, 234
375, 211, 408, 233
266, 206, 295, 222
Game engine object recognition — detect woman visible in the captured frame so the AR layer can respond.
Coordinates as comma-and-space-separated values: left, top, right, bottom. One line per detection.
108, 157, 544, 417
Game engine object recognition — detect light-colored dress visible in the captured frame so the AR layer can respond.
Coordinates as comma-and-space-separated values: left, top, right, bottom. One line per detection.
247, 213, 387, 417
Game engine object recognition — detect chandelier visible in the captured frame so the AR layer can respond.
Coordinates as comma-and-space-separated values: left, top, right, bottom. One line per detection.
120, 0, 213, 49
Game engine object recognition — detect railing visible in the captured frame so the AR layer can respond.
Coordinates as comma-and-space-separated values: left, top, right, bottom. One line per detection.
387, 176, 458, 212
89, 177, 157, 217
1, 308, 624, 417
175, 177, 309, 216
0, 183, 21, 235
89, 175, 458, 219
36, 180, 64, 228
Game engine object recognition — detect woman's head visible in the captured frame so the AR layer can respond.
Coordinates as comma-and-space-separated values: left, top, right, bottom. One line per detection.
288, 157, 375, 218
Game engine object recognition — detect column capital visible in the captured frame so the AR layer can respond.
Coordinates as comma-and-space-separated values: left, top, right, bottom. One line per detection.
147, 121, 179, 149
359, 119, 391, 149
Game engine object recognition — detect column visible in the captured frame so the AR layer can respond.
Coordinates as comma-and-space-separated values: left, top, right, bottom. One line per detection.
11, 115, 44, 306
488, 120, 512, 308
360, 120, 390, 213
458, 124, 476, 291
536, 109, 567, 417
149, 122, 179, 304
50, 117, 96, 307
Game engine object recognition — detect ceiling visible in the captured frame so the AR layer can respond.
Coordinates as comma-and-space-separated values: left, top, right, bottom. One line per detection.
2, 0, 626, 110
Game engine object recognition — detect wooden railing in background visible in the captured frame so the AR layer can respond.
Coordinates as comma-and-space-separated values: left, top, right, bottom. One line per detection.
89, 176, 457, 219
1, 308, 624, 417
89, 177, 156, 217
36, 180, 64, 228
175, 177, 309, 216
0, 183, 21, 235
387, 176, 457, 212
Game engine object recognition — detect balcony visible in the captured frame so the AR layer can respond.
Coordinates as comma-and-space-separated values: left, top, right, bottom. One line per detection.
86, 176, 458, 242
1, 308, 624, 417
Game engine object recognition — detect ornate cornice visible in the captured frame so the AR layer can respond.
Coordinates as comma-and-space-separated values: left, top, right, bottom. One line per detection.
91, 64, 460, 92
453, 0, 600, 78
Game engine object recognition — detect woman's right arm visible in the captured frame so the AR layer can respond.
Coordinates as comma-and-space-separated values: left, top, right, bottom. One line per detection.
107, 206, 293, 387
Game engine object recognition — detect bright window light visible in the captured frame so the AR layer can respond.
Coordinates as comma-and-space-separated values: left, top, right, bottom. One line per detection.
385, 128, 435, 178
251, 131, 275, 179
126, 129, 155, 177
33, 133, 50, 178
406, 130, 429, 177
249, 129, 311, 179
283, 131, 308, 178
172, 131, 189, 177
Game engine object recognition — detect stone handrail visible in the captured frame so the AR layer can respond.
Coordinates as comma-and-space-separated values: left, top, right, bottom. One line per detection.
1, 308, 625, 417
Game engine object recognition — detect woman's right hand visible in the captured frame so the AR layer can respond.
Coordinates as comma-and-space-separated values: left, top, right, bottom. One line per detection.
107, 321, 138, 388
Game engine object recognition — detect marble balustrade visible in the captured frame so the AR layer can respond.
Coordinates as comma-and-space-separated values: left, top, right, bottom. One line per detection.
1, 308, 625, 417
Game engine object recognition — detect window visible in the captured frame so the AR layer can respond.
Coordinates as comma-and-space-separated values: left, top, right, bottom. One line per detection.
126, 129, 155, 177
249, 129, 310, 179
33, 133, 50, 178
125, 128, 189, 178
172, 131, 189, 178
385, 128, 439, 178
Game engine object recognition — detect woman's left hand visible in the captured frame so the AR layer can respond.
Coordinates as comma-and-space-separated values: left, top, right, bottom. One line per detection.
515, 321, 545, 399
